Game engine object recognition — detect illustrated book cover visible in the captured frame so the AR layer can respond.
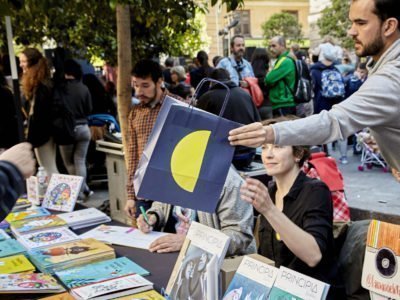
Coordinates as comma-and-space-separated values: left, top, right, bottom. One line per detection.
223, 255, 279, 300
0, 239, 26, 258
10, 214, 67, 236
26, 176, 39, 206
18, 226, 79, 250
166, 221, 230, 299
12, 196, 32, 211
361, 219, 400, 299
0, 273, 64, 293
70, 273, 153, 300
5, 207, 50, 223
56, 256, 150, 289
0, 254, 35, 274
269, 266, 330, 300
42, 174, 83, 212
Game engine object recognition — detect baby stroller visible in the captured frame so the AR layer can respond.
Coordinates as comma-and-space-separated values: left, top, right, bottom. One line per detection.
355, 131, 388, 172
87, 114, 121, 184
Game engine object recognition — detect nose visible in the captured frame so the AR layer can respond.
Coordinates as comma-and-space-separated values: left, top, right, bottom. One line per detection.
347, 23, 357, 37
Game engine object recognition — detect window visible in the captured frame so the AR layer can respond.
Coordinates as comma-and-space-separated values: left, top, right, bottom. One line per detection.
233, 10, 251, 37
283, 10, 299, 21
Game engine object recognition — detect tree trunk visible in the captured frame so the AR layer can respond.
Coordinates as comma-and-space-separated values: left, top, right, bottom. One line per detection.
116, 4, 131, 168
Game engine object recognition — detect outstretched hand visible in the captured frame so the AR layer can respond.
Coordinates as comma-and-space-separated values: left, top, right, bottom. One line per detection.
0, 143, 36, 178
229, 122, 273, 148
240, 177, 274, 216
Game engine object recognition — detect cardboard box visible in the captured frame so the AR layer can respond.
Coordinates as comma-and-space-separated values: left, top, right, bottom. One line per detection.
220, 254, 274, 293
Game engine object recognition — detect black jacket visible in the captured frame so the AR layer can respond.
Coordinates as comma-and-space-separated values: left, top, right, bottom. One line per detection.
0, 87, 19, 149
61, 79, 92, 125
0, 161, 24, 222
197, 80, 261, 125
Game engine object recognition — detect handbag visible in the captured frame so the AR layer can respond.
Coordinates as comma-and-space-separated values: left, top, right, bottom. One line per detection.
134, 79, 240, 213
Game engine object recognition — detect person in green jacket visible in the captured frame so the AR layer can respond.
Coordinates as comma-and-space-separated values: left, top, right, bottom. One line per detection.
265, 36, 297, 116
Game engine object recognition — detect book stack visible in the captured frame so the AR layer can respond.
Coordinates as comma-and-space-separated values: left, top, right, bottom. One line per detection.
17, 227, 80, 250
58, 207, 111, 230
11, 197, 32, 211
10, 215, 67, 236
114, 290, 165, 300
0, 254, 35, 274
56, 257, 150, 289
28, 238, 115, 274
0, 273, 65, 294
0, 239, 26, 258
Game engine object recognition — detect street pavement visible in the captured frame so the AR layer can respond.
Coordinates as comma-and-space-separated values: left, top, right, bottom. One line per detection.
85, 147, 400, 219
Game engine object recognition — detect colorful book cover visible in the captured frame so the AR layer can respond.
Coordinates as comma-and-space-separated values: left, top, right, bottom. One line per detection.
11, 215, 67, 235
42, 174, 83, 212
0, 239, 26, 258
26, 176, 39, 205
28, 238, 114, 268
71, 273, 153, 300
56, 257, 150, 289
0, 273, 64, 293
114, 289, 165, 300
0, 254, 35, 274
0, 228, 10, 241
18, 227, 79, 249
167, 222, 230, 299
269, 266, 330, 300
361, 220, 400, 299
223, 255, 279, 300
58, 207, 109, 225
5, 207, 50, 223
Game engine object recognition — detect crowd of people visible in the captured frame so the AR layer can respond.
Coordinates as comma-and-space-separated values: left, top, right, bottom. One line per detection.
0, 0, 399, 299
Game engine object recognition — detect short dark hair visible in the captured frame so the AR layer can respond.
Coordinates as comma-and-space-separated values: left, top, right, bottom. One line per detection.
64, 59, 83, 80
371, 0, 400, 28
131, 59, 163, 83
262, 116, 311, 167
212, 55, 223, 67
165, 57, 174, 67
210, 68, 231, 82
230, 34, 245, 48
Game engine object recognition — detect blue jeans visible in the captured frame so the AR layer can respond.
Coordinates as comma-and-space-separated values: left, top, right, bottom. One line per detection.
59, 124, 91, 193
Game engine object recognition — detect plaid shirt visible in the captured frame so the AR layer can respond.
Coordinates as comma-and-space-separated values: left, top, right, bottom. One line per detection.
126, 90, 183, 202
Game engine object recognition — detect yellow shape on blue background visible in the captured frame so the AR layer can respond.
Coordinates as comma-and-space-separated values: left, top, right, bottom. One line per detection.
170, 130, 211, 192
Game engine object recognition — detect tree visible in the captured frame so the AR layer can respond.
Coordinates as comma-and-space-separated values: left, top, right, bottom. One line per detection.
262, 12, 303, 43
317, 0, 353, 49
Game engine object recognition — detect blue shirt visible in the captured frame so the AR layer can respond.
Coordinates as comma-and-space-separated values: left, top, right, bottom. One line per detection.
217, 56, 254, 86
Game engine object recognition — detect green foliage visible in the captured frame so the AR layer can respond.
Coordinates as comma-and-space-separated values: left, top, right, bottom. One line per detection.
0, 0, 243, 64
317, 0, 353, 49
262, 12, 303, 42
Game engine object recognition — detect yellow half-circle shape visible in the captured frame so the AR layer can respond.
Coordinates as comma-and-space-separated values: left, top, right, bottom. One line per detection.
170, 130, 211, 192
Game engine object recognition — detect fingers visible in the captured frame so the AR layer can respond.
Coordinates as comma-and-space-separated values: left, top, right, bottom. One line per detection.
124, 200, 135, 218
137, 214, 153, 233
149, 234, 184, 253
229, 123, 267, 147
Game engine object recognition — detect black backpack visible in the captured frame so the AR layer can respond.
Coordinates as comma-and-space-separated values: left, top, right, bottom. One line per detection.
52, 87, 76, 145
287, 57, 313, 104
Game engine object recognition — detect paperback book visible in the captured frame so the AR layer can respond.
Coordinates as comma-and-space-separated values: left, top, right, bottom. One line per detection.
0, 220, 10, 230
10, 214, 67, 236
79, 224, 168, 250
361, 220, 400, 299
28, 238, 115, 274
269, 266, 330, 300
0, 273, 65, 294
56, 256, 150, 289
18, 226, 79, 250
57, 207, 111, 229
166, 221, 230, 300
42, 174, 83, 212
5, 207, 50, 223
27, 176, 39, 205
0, 254, 35, 274
0, 239, 26, 258
223, 255, 279, 300
12, 197, 32, 211
70, 273, 153, 300
114, 289, 165, 299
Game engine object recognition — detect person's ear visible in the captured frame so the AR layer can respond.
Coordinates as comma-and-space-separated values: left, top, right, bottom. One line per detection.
383, 18, 399, 37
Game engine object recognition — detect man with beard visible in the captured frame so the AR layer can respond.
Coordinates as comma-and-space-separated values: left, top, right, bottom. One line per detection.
217, 35, 254, 88
124, 59, 183, 219
265, 36, 297, 116
229, 0, 400, 180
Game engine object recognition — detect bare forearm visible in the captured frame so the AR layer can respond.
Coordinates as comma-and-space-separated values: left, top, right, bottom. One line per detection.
263, 206, 322, 267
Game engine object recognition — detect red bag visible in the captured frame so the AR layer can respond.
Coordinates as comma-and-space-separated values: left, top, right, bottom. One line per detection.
242, 77, 264, 107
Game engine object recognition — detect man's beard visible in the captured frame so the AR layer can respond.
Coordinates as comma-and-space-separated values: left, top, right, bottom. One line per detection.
355, 34, 384, 58
233, 50, 244, 59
